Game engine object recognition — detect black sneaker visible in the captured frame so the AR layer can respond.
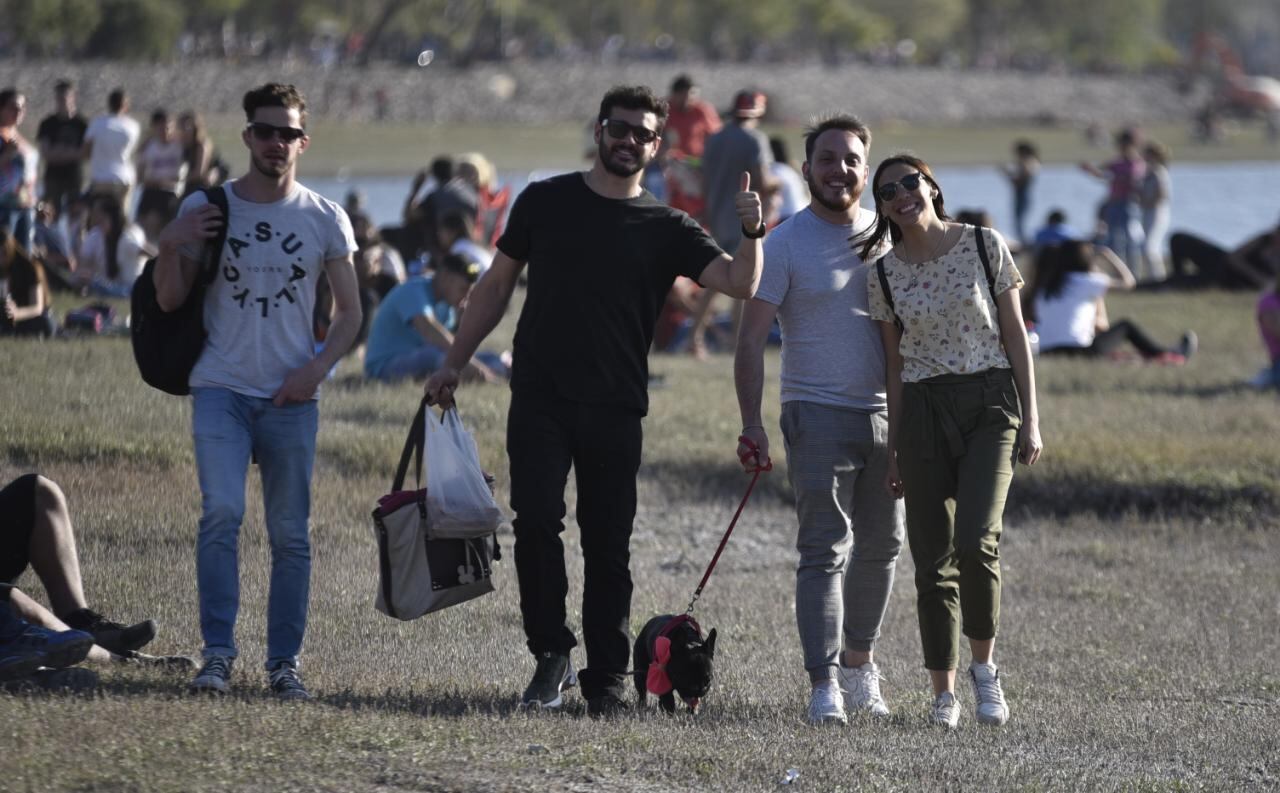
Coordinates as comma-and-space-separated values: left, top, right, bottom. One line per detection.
520, 651, 576, 709
268, 662, 312, 702
63, 609, 156, 656
586, 692, 630, 719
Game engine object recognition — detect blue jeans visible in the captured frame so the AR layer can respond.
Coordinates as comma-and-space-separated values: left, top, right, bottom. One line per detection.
192, 387, 318, 670
371, 346, 509, 382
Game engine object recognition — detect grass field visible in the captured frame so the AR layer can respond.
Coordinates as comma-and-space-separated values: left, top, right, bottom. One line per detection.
196, 118, 1280, 178
3, 284, 1279, 792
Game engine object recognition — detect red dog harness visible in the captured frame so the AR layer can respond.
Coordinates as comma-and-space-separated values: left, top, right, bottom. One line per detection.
645, 614, 703, 707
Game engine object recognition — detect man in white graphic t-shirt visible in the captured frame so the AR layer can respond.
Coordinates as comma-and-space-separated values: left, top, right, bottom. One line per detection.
154, 83, 361, 701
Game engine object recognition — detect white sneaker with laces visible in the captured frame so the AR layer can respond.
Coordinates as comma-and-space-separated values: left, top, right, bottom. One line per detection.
930, 691, 960, 728
806, 682, 848, 725
837, 662, 890, 717
969, 662, 1009, 725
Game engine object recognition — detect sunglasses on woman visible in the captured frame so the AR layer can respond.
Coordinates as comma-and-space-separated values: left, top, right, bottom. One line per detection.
602, 118, 659, 145
246, 122, 307, 143
875, 172, 925, 203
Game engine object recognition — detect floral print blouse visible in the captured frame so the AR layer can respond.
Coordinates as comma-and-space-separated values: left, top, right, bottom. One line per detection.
866, 225, 1023, 383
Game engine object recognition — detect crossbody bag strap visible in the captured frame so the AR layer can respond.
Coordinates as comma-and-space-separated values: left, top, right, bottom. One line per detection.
392, 396, 429, 492
875, 255, 903, 332
973, 225, 997, 303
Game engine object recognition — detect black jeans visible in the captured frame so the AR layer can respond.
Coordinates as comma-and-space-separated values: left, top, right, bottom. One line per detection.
1167, 232, 1256, 290
506, 390, 642, 699
1042, 319, 1170, 359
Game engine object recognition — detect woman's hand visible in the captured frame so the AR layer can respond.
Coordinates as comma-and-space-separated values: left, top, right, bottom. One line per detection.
884, 455, 904, 499
1018, 419, 1043, 466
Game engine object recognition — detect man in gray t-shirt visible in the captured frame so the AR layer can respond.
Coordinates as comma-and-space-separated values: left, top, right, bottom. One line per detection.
734, 115, 904, 726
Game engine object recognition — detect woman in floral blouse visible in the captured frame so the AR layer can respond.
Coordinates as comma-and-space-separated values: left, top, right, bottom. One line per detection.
856, 153, 1042, 729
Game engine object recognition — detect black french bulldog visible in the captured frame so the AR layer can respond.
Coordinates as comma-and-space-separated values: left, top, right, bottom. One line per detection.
632, 614, 717, 714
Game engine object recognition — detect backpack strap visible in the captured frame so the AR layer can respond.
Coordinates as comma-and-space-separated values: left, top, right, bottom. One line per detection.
200, 186, 229, 286
973, 225, 997, 303
875, 254, 903, 332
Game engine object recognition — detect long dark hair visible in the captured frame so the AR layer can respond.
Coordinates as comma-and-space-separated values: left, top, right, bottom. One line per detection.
92, 194, 126, 280
1028, 240, 1094, 316
854, 154, 950, 261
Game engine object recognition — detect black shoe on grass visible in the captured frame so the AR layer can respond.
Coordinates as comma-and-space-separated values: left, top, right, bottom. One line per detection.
586, 692, 630, 719
521, 652, 576, 709
63, 609, 156, 656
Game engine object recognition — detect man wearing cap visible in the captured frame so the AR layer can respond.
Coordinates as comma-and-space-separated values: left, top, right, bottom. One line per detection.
689, 89, 776, 355
363, 252, 500, 383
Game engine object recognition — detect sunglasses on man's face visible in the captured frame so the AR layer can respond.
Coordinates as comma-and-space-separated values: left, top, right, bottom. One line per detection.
602, 118, 659, 145
246, 122, 307, 143
875, 172, 925, 203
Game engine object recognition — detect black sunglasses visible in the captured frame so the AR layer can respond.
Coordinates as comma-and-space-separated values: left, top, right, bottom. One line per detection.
875, 172, 925, 203
602, 118, 659, 145
246, 122, 307, 143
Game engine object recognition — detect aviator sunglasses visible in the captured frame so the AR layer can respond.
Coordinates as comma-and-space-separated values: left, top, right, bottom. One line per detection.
875, 172, 926, 203
602, 118, 659, 145
246, 122, 307, 143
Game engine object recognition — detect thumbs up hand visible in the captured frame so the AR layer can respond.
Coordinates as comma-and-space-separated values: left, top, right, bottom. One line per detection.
735, 171, 764, 237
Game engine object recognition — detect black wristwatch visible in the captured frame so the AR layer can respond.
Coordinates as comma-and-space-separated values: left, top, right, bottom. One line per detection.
742, 223, 766, 239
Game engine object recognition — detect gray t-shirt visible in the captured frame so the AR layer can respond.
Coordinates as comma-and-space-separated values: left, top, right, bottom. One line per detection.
755, 205, 886, 412
702, 123, 773, 250
178, 180, 357, 398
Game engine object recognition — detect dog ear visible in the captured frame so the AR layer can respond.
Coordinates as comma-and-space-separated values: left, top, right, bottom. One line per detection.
704, 628, 716, 657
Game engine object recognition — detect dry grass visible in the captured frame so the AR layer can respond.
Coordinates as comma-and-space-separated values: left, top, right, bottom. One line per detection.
3, 286, 1279, 792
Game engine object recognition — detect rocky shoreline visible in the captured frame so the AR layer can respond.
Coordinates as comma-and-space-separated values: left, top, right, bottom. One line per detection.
2, 58, 1197, 127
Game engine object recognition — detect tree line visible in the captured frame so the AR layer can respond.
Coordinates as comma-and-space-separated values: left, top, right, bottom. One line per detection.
1, 0, 1275, 74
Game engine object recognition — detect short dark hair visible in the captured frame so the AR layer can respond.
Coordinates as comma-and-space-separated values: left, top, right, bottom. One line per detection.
243, 83, 308, 126
769, 136, 789, 165
430, 156, 454, 185
108, 89, 126, 113
1047, 208, 1067, 225
438, 253, 481, 284
150, 108, 169, 125
439, 210, 473, 240
54, 79, 73, 94
803, 114, 872, 163
0, 89, 20, 111
598, 85, 669, 132
671, 74, 694, 93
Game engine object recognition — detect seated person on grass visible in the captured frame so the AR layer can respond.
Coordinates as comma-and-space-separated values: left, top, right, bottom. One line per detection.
363, 253, 505, 383
0, 473, 183, 667
436, 210, 494, 276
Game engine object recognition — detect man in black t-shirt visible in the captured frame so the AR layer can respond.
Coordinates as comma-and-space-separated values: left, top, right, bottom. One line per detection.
35, 80, 87, 214
425, 85, 765, 717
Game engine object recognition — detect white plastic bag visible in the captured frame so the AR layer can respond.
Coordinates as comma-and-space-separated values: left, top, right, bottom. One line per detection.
424, 406, 505, 539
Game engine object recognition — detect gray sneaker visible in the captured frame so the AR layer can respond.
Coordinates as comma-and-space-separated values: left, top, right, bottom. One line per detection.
268, 662, 312, 701
520, 652, 576, 709
969, 662, 1009, 725
189, 655, 234, 695
837, 662, 890, 717
930, 691, 960, 729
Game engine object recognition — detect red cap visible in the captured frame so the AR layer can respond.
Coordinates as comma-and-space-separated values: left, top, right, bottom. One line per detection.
732, 90, 767, 119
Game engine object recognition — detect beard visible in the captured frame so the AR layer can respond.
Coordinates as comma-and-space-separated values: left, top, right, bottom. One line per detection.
598, 137, 649, 178
805, 169, 859, 214
250, 151, 290, 178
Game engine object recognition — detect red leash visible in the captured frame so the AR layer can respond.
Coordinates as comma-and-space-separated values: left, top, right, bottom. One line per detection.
684, 435, 772, 614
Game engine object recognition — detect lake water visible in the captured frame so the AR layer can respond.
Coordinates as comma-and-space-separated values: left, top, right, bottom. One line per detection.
309, 161, 1280, 250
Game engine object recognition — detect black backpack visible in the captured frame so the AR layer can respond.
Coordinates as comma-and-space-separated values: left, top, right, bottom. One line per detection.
130, 187, 229, 396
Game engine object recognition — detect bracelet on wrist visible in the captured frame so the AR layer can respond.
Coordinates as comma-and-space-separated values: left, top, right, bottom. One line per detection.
741, 223, 766, 240
741, 424, 764, 433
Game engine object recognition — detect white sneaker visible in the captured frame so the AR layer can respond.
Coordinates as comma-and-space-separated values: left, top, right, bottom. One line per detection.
969, 663, 1009, 725
806, 682, 847, 725
837, 662, 890, 717
929, 691, 960, 728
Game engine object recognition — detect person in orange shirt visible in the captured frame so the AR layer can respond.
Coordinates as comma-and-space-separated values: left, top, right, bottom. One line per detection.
661, 74, 721, 224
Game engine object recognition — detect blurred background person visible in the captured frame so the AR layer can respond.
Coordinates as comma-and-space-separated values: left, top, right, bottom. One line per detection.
0, 228, 55, 337
999, 140, 1039, 248
135, 109, 186, 243
768, 135, 808, 226
1167, 218, 1280, 291
35, 80, 87, 215
0, 89, 36, 252
1139, 140, 1171, 284
77, 193, 152, 298
83, 88, 140, 206
1081, 128, 1146, 277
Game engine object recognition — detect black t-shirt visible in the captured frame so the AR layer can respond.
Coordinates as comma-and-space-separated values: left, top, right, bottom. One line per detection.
35, 113, 88, 181
498, 172, 723, 414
